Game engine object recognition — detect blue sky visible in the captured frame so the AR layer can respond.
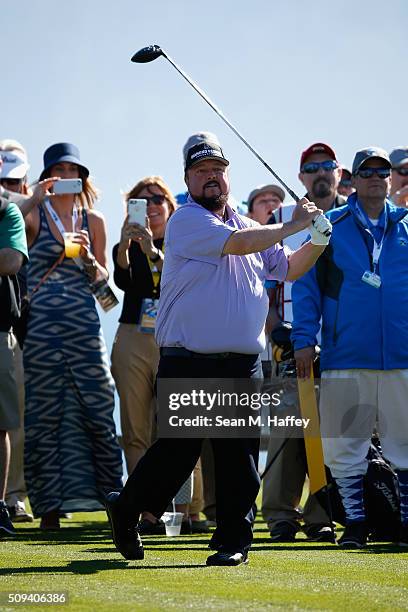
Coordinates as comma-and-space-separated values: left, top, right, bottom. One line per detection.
4, 0, 407, 428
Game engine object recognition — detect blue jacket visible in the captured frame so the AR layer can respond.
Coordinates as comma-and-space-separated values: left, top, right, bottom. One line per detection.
291, 193, 408, 371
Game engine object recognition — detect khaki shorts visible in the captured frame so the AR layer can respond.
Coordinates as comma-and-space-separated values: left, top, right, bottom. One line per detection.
0, 331, 20, 430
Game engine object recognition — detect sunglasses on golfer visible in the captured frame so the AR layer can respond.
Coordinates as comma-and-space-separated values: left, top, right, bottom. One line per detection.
393, 168, 408, 176
144, 194, 167, 206
355, 168, 391, 179
340, 179, 352, 187
301, 160, 338, 174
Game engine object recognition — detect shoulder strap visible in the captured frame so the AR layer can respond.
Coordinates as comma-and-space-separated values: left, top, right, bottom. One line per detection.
30, 251, 66, 298
0, 197, 9, 219
8, 275, 21, 318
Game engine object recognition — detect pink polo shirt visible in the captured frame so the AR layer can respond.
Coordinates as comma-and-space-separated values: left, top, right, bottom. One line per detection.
155, 197, 290, 354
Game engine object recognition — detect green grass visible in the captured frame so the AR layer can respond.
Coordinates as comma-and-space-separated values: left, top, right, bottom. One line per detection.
1, 513, 408, 612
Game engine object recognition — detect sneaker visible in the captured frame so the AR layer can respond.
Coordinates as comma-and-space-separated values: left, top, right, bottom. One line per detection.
399, 523, 408, 547
104, 492, 144, 560
206, 550, 248, 566
138, 518, 166, 536
269, 521, 300, 543
338, 522, 368, 549
0, 501, 16, 536
304, 523, 336, 543
8, 501, 34, 523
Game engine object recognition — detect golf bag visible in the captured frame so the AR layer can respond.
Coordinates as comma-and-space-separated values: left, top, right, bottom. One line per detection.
271, 322, 401, 541
316, 442, 400, 542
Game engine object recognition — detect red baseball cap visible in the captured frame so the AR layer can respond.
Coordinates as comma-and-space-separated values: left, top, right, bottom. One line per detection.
300, 143, 337, 169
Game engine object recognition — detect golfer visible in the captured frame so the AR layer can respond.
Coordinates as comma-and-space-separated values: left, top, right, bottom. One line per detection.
105, 133, 332, 566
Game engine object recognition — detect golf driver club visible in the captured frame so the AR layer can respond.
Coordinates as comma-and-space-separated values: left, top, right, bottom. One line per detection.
131, 44, 301, 202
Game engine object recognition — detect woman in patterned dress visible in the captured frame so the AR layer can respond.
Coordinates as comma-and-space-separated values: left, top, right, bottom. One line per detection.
22, 143, 123, 530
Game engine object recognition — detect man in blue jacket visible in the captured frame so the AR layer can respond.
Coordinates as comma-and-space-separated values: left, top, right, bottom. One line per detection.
292, 147, 408, 549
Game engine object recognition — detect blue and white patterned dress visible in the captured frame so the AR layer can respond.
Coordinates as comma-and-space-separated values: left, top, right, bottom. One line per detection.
24, 204, 123, 517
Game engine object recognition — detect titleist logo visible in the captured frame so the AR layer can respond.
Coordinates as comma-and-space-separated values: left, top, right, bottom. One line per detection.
373, 481, 399, 512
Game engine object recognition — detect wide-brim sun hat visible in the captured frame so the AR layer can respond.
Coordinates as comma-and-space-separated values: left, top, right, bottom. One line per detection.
39, 142, 89, 180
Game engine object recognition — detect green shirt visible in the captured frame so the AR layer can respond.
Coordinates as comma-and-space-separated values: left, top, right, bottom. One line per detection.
0, 202, 28, 261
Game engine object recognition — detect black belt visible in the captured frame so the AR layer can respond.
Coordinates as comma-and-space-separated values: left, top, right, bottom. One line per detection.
160, 347, 254, 360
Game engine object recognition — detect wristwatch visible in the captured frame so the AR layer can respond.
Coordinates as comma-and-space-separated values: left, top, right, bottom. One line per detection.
149, 250, 161, 263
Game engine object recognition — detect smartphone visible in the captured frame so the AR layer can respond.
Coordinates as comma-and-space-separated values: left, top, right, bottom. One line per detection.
128, 199, 147, 226
53, 178, 83, 195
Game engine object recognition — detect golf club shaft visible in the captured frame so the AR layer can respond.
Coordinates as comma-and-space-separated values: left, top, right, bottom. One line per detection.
260, 435, 291, 480
162, 51, 300, 202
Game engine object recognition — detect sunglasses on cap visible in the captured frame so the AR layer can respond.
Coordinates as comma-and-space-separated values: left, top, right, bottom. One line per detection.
393, 167, 408, 177
355, 168, 391, 179
0, 177, 24, 186
144, 194, 167, 205
301, 160, 338, 174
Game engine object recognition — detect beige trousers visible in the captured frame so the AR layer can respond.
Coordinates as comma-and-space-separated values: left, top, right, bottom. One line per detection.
189, 460, 204, 514
6, 342, 27, 506
261, 435, 330, 529
111, 324, 159, 475
111, 324, 205, 513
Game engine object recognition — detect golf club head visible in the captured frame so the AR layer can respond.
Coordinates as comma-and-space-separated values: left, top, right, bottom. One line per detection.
131, 45, 163, 63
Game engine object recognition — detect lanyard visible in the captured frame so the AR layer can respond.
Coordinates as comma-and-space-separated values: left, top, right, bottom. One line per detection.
44, 199, 118, 310
355, 202, 387, 271
147, 242, 164, 297
369, 237, 384, 272
45, 199, 83, 271
45, 198, 78, 235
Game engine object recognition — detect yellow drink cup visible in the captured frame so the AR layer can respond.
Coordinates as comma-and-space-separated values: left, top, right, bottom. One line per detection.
63, 232, 81, 258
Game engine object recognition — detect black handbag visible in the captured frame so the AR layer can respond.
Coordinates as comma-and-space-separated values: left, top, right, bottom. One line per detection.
13, 251, 65, 349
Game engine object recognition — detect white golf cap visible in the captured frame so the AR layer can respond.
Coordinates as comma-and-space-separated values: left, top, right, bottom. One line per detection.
0, 145, 30, 179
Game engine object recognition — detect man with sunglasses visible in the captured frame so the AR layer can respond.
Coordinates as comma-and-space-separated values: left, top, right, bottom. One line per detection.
390, 147, 408, 207
338, 166, 355, 198
262, 143, 343, 544
292, 147, 408, 549
0, 143, 29, 204
298, 143, 346, 212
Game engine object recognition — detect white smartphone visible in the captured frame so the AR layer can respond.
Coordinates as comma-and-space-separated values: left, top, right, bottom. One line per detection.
53, 178, 83, 194
128, 198, 147, 226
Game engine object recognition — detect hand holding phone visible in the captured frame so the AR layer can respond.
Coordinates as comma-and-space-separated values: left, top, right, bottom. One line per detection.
128, 199, 147, 226
53, 178, 83, 195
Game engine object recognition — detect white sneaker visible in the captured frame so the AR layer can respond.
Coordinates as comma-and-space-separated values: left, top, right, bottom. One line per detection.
9, 501, 34, 523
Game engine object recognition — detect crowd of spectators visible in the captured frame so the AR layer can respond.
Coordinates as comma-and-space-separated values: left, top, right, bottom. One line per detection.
1, 134, 407, 562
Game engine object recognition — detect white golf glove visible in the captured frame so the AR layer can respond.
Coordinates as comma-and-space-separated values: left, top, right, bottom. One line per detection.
308, 214, 332, 246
